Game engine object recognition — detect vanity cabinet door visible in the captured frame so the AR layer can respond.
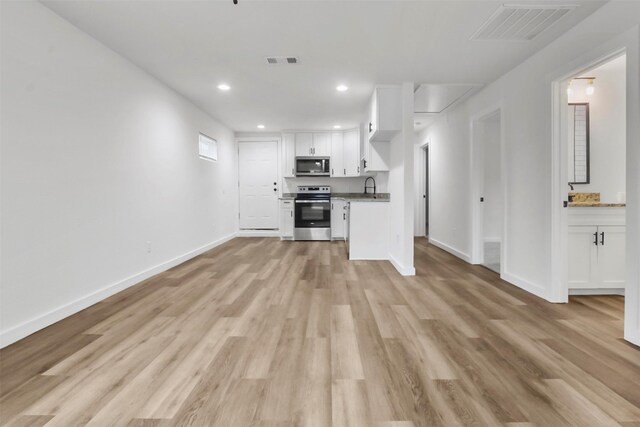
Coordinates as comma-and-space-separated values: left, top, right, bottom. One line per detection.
597, 225, 625, 288
568, 226, 598, 289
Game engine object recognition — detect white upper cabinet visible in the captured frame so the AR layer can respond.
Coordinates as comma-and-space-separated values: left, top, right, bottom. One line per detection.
368, 86, 402, 142
295, 132, 331, 157
330, 132, 344, 177
282, 133, 296, 178
286, 129, 359, 177
312, 133, 331, 157
295, 132, 313, 157
343, 129, 360, 176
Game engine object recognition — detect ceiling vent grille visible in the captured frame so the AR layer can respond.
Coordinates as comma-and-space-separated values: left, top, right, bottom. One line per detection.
265, 56, 299, 65
471, 4, 577, 41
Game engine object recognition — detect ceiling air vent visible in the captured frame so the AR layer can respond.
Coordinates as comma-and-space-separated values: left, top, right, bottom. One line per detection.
265, 56, 299, 65
471, 4, 577, 41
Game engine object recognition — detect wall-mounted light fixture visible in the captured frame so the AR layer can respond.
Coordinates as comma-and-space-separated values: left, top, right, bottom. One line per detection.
585, 78, 595, 96
567, 77, 596, 97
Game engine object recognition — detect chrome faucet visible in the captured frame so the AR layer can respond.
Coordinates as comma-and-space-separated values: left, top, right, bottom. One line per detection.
364, 176, 376, 195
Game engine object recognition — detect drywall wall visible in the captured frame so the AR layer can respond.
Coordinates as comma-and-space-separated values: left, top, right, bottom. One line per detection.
417, 102, 473, 261
568, 55, 626, 203
416, 3, 639, 345
387, 83, 415, 275
0, 1, 239, 347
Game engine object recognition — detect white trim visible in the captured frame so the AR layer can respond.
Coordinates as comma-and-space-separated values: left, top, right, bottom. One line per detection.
414, 139, 430, 238
237, 229, 280, 237
483, 237, 502, 243
388, 253, 416, 276
0, 232, 238, 349
502, 271, 549, 301
549, 28, 640, 347
429, 238, 472, 263
569, 288, 625, 296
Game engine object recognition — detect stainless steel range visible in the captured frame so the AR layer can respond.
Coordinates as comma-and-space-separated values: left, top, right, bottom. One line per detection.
294, 186, 331, 241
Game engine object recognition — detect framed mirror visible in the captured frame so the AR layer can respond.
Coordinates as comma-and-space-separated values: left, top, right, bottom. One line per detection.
568, 103, 590, 184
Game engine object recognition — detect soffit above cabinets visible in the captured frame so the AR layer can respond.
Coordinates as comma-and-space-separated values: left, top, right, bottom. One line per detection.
414, 84, 482, 114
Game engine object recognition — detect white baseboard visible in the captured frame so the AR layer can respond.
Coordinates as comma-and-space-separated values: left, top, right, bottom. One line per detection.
483, 237, 502, 244
501, 271, 548, 301
388, 253, 416, 276
237, 229, 280, 237
429, 238, 471, 263
569, 288, 625, 296
0, 232, 237, 349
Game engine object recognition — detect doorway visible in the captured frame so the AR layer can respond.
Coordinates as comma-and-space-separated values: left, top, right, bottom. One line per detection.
471, 109, 503, 274
238, 141, 279, 230
550, 44, 639, 346
424, 146, 429, 238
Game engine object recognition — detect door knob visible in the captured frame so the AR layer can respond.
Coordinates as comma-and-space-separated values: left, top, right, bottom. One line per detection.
273, 182, 276, 185
273, 188, 277, 192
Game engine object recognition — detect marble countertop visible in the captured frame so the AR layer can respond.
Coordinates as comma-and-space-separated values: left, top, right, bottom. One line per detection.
568, 202, 626, 208
279, 193, 390, 202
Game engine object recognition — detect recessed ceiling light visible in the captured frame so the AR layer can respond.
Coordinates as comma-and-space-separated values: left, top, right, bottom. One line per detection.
257, 124, 265, 129
217, 83, 231, 91
333, 125, 342, 129
336, 84, 348, 92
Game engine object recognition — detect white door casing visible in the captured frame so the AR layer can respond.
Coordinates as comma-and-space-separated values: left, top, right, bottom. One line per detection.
239, 141, 279, 229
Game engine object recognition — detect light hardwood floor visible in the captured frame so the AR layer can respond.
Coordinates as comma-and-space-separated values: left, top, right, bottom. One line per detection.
1, 238, 639, 426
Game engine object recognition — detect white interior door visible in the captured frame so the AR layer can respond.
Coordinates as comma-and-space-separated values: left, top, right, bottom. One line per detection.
239, 141, 279, 229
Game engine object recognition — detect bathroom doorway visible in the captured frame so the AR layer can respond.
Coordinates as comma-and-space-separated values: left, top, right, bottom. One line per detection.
550, 46, 638, 346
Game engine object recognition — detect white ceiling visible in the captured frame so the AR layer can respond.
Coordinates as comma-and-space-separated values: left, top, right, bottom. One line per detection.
41, 0, 606, 132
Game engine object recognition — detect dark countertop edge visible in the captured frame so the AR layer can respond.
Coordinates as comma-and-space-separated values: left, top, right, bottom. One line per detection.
280, 193, 390, 201
568, 203, 626, 208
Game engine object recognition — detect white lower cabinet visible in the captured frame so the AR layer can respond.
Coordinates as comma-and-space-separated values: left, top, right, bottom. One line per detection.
331, 199, 346, 240
280, 199, 294, 240
568, 225, 625, 291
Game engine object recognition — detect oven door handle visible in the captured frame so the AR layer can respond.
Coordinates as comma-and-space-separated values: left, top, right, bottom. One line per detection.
295, 199, 330, 203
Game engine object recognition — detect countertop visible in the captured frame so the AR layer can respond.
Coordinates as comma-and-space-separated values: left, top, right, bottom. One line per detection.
280, 193, 390, 202
568, 202, 626, 208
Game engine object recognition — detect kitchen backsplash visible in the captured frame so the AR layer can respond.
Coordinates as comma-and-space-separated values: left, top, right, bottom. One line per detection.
282, 172, 389, 194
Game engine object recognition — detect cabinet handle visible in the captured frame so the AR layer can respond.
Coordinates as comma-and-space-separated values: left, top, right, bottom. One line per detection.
600, 231, 605, 246
363, 160, 367, 169
593, 232, 598, 246
357, 166, 360, 173
291, 210, 293, 218
292, 168, 294, 175
344, 168, 346, 175
369, 122, 372, 133
343, 213, 346, 220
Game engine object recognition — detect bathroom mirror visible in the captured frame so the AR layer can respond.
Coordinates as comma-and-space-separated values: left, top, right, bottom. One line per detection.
568, 103, 590, 184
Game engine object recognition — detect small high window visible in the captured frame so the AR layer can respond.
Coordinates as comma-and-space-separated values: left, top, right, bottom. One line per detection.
199, 133, 217, 161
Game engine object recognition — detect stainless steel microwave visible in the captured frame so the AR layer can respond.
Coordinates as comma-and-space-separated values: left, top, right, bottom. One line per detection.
295, 157, 330, 177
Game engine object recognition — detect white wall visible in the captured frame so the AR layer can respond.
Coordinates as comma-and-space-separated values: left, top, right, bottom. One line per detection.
568, 55, 626, 203
416, 2, 640, 346
387, 83, 415, 275
417, 102, 473, 261
0, 1, 239, 347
